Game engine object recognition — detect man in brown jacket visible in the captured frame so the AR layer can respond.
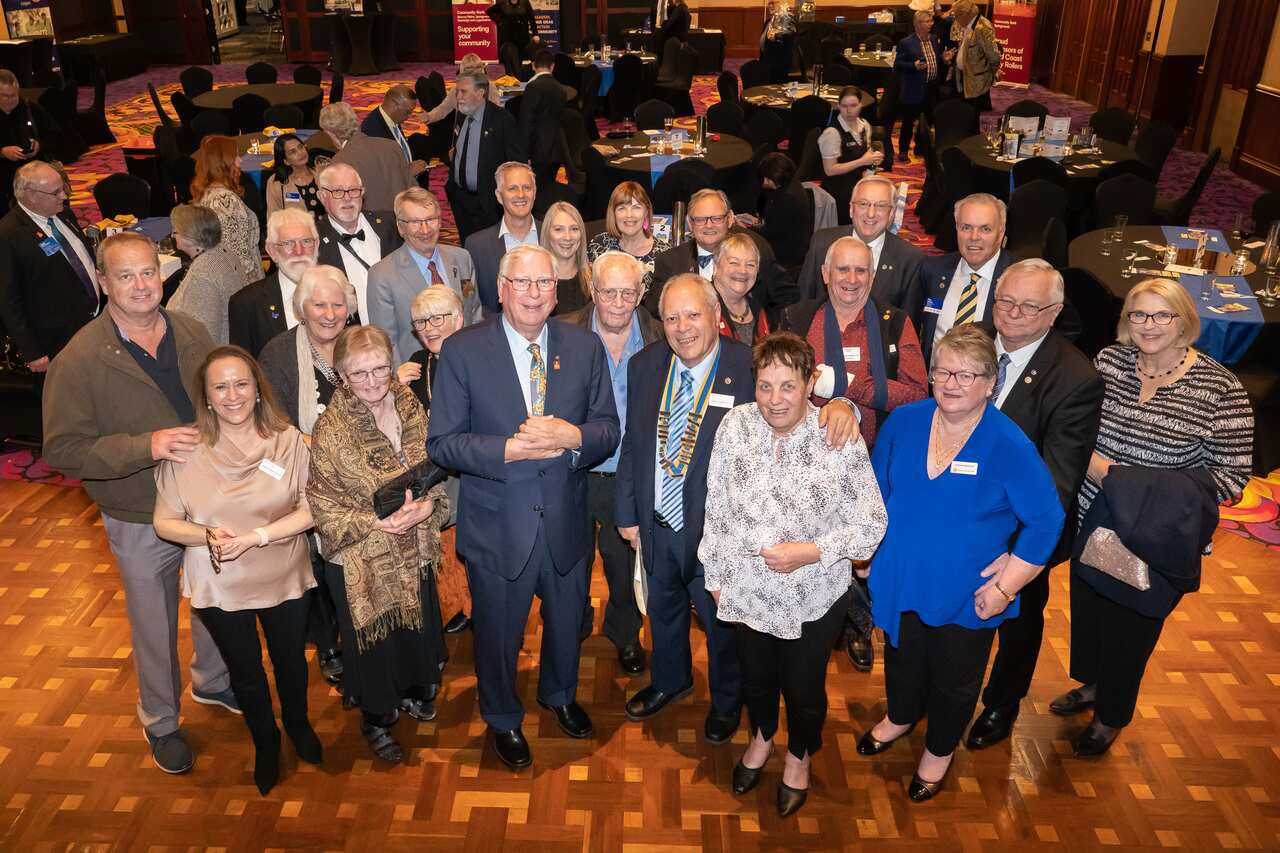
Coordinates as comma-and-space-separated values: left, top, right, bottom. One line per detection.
945, 0, 1001, 113
42, 232, 236, 776
319, 102, 417, 214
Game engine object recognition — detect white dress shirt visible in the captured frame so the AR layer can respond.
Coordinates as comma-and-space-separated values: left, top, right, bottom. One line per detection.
278, 269, 301, 329
380, 106, 412, 162
863, 229, 886, 277
653, 342, 719, 502
695, 244, 715, 280
329, 213, 381, 322
499, 217, 540, 252
501, 315, 550, 415
995, 330, 1049, 409
933, 252, 1000, 345
21, 202, 98, 303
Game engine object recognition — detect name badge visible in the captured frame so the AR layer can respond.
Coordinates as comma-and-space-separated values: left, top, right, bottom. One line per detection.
39, 236, 61, 257
258, 458, 286, 480
923, 297, 943, 315
950, 460, 978, 476
842, 346, 861, 362
889, 344, 897, 354
284, 191, 302, 201
708, 392, 735, 409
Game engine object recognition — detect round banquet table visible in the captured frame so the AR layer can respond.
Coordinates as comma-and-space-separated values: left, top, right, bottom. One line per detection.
193, 83, 324, 111
599, 131, 753, 188
742, 83, 873, 115
955, 133, 1142, 205
1069, 225, 1278, 365
841, 49, 893, 70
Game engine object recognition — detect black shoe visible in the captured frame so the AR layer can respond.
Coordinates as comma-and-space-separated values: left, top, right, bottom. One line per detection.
847, 633, 873, 672
286, 722, 323, 765
443, 612, 471, 635
317, 648, 343, 685
777, 781, 808, 816
1050, 687, 1095, 717
400, 697, 437, 722
360, 718, 403, 763
856, 722, 915, 756
907, 772, 946, 802
617, 644, 646, 676
1071, 721, 1120, 757
704, 707, 741, 744
731, 760, 765, 795
537, 699, 593, 738
625, 683, 693, 721
965, 704, 1019, 750
253, 731, 281, 796
493, 728, 532, 769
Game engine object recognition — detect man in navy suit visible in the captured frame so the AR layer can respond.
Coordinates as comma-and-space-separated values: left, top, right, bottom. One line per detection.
358, 85, 428, 181
427, 244, 620, 770
445, 69, 528, 243
615, 275, 859, 743
893, 10, 943, 156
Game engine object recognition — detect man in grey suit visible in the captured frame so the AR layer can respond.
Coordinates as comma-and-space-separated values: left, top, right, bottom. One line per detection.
368, 187, 478, 361
796, 175, 925, 323
319, 102, 415, 213
463, 162, 541, 317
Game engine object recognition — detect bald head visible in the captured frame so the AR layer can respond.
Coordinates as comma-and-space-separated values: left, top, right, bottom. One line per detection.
13, 161, 66, 218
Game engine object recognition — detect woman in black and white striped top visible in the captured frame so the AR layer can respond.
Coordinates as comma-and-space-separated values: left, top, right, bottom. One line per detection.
1052, 277, 1253, 757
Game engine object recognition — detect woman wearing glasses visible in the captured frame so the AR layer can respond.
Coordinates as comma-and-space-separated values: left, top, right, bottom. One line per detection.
587, 183, 670, 294
859, 324, 1062, 801
1052, 278, 1252, 756
307, 325, 451, 764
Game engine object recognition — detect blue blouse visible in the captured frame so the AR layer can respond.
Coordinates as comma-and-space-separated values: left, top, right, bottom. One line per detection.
869, 399, 1064, 647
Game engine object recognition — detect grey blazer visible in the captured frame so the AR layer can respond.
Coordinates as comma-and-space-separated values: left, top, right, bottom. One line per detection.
367, 242, 478, 361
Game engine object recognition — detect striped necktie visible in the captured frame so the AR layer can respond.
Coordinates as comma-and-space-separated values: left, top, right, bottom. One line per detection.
992, 352, 1012, 401
954, 272, 980, 326
528, 343, 546, 416
658, 369, 694, 532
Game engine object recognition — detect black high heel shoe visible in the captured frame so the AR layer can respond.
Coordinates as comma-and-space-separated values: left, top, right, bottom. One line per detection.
856, 721, 916, 756
907, 756, 953, 802
731, 745, 773, 795
776, 781, 808, 817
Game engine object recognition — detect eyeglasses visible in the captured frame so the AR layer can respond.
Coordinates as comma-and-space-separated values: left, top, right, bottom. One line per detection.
398, 216, 441, 228
319, 186, 364, 199
993, 297, 1061, 317
272, 238, 317, 252
595, 288, 640, 304
689, 213, 728, 227
1127, 310, 1177, 326
412, 313, 454, 330
852, 201, 893, 213
346, 364, 391, 383
503, 275, 558, 292
929, 367, 989, 387
32, 186, 68, 198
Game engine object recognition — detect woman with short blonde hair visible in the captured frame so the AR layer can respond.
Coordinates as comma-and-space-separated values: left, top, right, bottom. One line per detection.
1114, 276, 1200, 347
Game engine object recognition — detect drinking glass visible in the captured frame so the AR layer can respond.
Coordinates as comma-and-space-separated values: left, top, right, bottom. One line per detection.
1187, 228, 1208, 270
1263, 221, 1280, 274
859, 42, 867, 54
1099, 231, 1113, 257
1230, 213, 1245, 241
1112, 214, 1128, 243
1230, 247, 1249, 276
1263, 275, 1280, 308
1162, 245, 1178, 267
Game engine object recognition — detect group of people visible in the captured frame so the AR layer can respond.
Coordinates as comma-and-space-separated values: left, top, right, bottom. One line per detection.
4, 46, 1256, 817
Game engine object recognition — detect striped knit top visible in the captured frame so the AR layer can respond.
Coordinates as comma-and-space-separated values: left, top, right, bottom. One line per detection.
1078, 344, 1254, 520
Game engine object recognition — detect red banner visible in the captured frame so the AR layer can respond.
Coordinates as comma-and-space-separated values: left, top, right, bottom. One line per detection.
452, 0, 498, 63
992, 1, 1036, 88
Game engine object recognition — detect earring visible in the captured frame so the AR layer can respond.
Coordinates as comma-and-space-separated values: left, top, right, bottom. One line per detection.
256, 396, 260, 403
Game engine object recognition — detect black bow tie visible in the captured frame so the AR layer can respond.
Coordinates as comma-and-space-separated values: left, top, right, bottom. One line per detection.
338, 229, 366, 242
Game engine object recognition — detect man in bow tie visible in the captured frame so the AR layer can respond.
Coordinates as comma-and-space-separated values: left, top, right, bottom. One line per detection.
314, 162, 401, 325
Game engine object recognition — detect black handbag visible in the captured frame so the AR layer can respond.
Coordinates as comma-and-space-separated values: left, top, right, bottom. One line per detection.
371, 460, 449, 519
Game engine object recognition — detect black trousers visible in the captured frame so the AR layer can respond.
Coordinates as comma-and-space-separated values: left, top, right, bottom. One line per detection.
305, 536, 340, 653
737, 587, 852, 759
1068, 563, 1166, 727
582, 472, 642, 650
195, 596, 310, 754
895, 85, 938, 155
884, 610, 995, 757
445, 178, 499, 244
980, 566, 1051, 711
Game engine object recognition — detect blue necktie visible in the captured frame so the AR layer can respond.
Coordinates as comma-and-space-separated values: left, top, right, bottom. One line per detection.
48, 217, 96, 303
992, 352, 1012, 401
394, 123, 412, 162
658, 370, 694, 532
697, 253, 713, 271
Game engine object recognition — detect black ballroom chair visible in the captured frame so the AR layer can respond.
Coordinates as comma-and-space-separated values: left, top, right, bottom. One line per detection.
180, 66, 214, 98
94, 173, 153, 220
1006, 179, 1068, 260
1094, 173, 1157, 228
1090, 107, 1135, 145
635, 98, 674, 131
245, 62, 278, 84
1154, 147, 1220, 226
231, 93, 270, 134
1134, 119, 1177, 180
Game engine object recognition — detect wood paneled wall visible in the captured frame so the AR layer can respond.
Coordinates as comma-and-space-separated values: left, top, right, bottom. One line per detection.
1049, 0, 1149, 113
1234, 84, 1280, 188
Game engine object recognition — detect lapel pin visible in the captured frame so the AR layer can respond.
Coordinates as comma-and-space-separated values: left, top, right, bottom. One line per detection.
552, 356, 561, 371
1023, 376, 1032, 384
1030, 369, 1037, 376
322, 236, 330, 243
724, 376, 732, 385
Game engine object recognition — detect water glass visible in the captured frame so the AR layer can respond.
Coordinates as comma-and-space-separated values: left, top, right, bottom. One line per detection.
1264, 275, 1280, 308
859, 42, 867, 53
1099, 231, 1113, 257
1162, 245, 1178, 267
1230, 213, 1245, 241
1112, 214, 1128, 242
1263, 221, 1280, 274
1187, 228, 1208, 270
1200, 276, 1214, 301
1230, 247, 1249, 276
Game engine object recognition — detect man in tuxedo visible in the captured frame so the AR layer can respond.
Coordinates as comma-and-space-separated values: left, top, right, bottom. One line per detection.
0, 70, 61, 216
517, 49, 567, 190
228, 208, 319, 357
368, 187, 478, 360
463, 161, 540, 316
0, 161, 100, 382
314, 162, 400, 324
797, 175, 926, 320
319, 102, 415, 214
647, 189, 796, 318
616, 275, 858, 742
446, 69, 528, 243
965, 258, 1103, 750
428, 244, 619, 770
358, 85, 429, 180
918, 192, 1013, 364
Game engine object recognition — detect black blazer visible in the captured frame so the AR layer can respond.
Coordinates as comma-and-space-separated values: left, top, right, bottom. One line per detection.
0, 206, 99, 364
358, 107, 396, 142
797, 228, 926, 321
517, 73, 567, 183
228, 273, 288, 358
315, 211, 401, 275
980, 323, 1105, 566
462, 217, 542, 316
917, 248, 1015, 364
615, 338, 754, 577
447, 103, 527, 203
646, 230, 798, 317
756, 181, 813, 269
659, 2, 691, 44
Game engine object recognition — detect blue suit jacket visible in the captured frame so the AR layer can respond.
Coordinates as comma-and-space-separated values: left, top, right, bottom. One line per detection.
615, 339, 754, 577
917, 248, 1015, 365
427, 316, 620, 579
893, 33, 942, 105
359, 107, 396, 141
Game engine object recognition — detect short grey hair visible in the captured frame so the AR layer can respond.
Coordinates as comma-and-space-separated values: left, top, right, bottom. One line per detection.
954, 192, 1007, 232
853, 173, 896, 199
996, 257, 1065, 303
393, 186, 441, 219
411, 284, 464, 321
316, 160, 363, 189
457, 67, 491, 95
716, 232, 760, 263
13, 160, 56, 197
823, 234, 871, 268
591, 250, 646, 294
170, 204, 222, 251
498, 243, 555, 280
913, 9, 933, 25
318, 102, 360, 143
266, 207, 320, 244
495, 160, 534, 188
951, 0, 978, 18
658, 272, 718, 317
294, 264, 357, 320
687, 188, 731, 215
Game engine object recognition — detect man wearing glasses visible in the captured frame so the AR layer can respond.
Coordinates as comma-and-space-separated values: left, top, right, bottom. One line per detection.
0, 161, 99, 383
797, 175, 925, 321
368, 187, 478, 360
314, 162, 401, 326
429, 244, 619, 770
228, 209, 320, 358
964, 258, 1102, 751
560, 251, 663, 676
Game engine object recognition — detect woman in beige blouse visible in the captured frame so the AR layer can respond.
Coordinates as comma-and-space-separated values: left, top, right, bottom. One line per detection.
153, 345, 320, 796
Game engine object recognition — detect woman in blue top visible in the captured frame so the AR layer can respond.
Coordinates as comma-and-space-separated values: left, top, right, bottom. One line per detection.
858, 325, 1064, 801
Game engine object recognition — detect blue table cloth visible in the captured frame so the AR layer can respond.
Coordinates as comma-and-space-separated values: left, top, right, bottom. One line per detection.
1162, 226, 1230, 253
597, 63, 614, 96
240, 128, 319, 190
648, 154, 680, 186
1176, 274, 1264, 365
132, 216, 172, 242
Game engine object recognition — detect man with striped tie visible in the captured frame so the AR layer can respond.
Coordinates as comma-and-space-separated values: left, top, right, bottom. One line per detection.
917, 192, 1014, 364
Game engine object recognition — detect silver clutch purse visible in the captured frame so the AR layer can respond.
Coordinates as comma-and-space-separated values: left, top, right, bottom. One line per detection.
1080, 526, 1150, 591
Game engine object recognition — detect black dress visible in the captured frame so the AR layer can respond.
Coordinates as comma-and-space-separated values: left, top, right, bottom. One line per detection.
553, 273, 589, 317
488, 0, 537, 54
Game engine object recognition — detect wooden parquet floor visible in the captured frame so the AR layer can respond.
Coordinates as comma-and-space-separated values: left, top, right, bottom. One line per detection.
1, 478, 1278, 852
